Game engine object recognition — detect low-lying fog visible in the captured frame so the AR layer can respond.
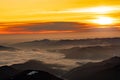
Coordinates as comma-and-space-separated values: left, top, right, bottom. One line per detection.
0, 50, 101, 70
0, 38, 120, 71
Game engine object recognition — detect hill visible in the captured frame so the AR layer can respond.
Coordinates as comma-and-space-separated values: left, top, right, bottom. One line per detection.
64, 56, 120, 80
0, 45, 18, 51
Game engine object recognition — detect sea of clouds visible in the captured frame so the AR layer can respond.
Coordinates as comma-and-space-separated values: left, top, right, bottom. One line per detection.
0, 50, 99, 70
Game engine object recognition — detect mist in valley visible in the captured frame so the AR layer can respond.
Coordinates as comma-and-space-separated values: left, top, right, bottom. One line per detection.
0, 38, 120, 72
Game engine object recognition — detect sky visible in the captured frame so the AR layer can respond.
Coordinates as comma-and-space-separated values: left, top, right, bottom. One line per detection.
0, 0, 120, 22
0, 0, 120, 42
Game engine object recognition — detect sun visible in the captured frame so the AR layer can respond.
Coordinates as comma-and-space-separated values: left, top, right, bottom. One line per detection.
91, 16, 114, 25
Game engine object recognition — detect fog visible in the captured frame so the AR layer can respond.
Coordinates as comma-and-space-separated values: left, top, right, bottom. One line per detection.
0, 49, 102, 71
0, 38, 120, 71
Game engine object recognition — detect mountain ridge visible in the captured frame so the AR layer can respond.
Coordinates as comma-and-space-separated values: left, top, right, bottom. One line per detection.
64, 56, 120, 80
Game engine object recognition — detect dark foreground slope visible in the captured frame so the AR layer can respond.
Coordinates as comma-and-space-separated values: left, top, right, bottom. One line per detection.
11, 60, 66, 76
0, 60, 65, 80
1, 56, 120, 80
64, 56, 120, 80
0, 66, 19, 80
0, 66, 64, 80
9, 70, 63, 80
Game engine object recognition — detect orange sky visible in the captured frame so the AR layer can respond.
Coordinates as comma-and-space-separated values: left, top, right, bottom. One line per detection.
0, 0, 120, 34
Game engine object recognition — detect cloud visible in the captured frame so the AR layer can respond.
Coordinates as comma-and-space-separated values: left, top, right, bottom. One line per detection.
65, 6, 120, 14
1, 22, 120, 34
0, 50, 79, 70
4, 22, 91, 34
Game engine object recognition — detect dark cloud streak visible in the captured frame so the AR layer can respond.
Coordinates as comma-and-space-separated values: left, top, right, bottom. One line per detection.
5, 22, 90, 32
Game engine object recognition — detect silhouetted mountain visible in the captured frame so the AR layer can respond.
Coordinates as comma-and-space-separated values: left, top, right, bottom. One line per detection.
64, 56, 120, 80
1, 57, 120, 80
0, 66, 19, 80
0, 60, 65, 80
11, 60, 66, 76
10, 70, 63, 80
11, 37, 120, 49
54, 45, 120, 60
0, 45, 18, 51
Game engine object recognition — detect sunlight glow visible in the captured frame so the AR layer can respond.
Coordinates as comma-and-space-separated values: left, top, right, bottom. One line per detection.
67, 6, 119, 14
85, 6, 117, 14
92, 16, 114, 25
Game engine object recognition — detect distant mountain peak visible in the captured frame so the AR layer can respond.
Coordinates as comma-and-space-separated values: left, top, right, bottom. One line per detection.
109, 56, 120, 60
103, 56, 120, 64
0, 45, 8, 48
0, 45, 18, 51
